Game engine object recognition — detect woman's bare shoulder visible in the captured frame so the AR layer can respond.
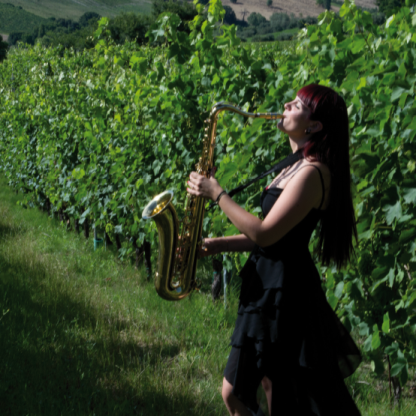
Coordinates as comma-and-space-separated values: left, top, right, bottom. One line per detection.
301, 160, 331, 178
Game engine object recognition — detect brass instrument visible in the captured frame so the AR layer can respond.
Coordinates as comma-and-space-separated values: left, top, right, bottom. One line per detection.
141, 102, 283, 301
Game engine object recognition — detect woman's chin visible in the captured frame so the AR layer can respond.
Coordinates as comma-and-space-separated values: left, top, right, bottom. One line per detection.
277, 121, 286, 132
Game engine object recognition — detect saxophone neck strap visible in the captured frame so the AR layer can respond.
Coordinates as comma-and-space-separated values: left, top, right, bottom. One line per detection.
207, 149, 303, 211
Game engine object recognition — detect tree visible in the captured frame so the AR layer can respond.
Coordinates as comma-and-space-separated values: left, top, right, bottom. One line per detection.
316, 0, 331, 9
247, 12, 267, 26
108, 13, 153, 45
270, 13, 291, 31
376, 0, 405, 15
267, 0, 273, 7
223, 6, 237, 25
79, 12, 101, 27
151, 0, 197, 22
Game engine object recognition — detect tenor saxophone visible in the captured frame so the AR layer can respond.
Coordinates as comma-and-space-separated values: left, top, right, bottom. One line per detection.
141, 102, 283, 301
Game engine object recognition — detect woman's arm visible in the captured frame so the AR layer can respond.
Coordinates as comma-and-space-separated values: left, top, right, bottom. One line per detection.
188, 166, 323, 248
199, 234, 255, 258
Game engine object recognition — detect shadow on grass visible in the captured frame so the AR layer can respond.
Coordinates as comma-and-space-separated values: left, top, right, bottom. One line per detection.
0, 248, 216, 416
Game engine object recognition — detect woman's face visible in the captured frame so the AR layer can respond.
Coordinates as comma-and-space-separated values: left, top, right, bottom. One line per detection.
277, 95, 312, 137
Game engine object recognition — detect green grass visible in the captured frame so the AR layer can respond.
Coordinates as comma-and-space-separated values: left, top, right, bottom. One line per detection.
246, 27, 299, 43
0, 3, 47, 34
0, 176, 237, 415
0, 0, 152, 23
0, 176, 415, 415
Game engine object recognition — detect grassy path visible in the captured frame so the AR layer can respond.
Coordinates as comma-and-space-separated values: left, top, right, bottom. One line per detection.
0, 177, 237, 415
0, 177, 415, 415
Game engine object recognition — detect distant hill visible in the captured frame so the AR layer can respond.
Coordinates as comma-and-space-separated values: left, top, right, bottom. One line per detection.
0, 3, 47, 34
0, 0, 378, 35
223, 0, 377, 20
0, 0, 152, 22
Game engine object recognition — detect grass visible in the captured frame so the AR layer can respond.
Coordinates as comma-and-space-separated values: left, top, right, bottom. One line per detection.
0, 0, 152, 22
0, 175, 415, 415
246, 27, 299, 43
0, 3, 47, 34
0, 176, 237, 415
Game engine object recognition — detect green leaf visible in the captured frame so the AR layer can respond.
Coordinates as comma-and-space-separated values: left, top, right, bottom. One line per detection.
383, 200, 402, 225
399, 228, 416, 244
388, 268, 395, 287
327, 294, 338, 310
135, 178, 144, 190
217, 162, 238, 186
391, 87, 406, 102
371, 324, 381, 350
391, 363, 405, 376
385, 342, 399, 355
72, 168, 85, 180
334, 281, 344, 299
382, 312, 390, 333
372, 266, 389, 281
403, 188, 416, 205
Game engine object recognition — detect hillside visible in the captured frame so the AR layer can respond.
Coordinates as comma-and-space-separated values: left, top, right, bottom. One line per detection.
223, 0, 377, 20
0, 0, 152, 21
0, 0, 378, 26
0, 3, 47, 34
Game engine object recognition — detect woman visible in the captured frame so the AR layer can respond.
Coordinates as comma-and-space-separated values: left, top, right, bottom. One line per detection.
187, 84, 362, 416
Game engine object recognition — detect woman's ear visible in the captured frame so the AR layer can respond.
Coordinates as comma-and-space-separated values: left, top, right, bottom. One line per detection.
311, 121, 323, 134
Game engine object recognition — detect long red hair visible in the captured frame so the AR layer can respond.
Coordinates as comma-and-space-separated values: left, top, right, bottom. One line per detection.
297, 84, 357, 269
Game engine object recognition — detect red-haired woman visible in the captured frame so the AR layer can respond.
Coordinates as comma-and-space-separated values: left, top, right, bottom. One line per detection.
187, 84, 361, 416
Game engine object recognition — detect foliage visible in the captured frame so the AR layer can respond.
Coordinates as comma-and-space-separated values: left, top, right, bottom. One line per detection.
376, 0, 405, 15
108, 12, 154, 45
267, 0, 273, 7
79, 12, 101, 27
223, 5, 237, 25
151, 0, 198, 22
238, 12, 317, 42
0, 3, 47, 34
247, 12, 267, 27
39, 24, 97, 50
316, 0, 331, 9
1, 0, 416, 391
8, 17, 84, 47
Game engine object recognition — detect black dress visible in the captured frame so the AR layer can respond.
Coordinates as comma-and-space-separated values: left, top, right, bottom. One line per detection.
224, 168, 362, 416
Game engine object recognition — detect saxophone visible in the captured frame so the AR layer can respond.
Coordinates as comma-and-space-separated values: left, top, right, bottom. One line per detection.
141, 102, 283, 301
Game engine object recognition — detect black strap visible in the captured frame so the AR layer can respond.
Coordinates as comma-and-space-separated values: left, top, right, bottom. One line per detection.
306, 165, 325, 210
207, 149, 303, 210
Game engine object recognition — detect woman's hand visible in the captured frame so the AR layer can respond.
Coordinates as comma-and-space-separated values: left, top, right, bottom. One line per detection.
198, 237, 225, 258
187, 170, 223, 201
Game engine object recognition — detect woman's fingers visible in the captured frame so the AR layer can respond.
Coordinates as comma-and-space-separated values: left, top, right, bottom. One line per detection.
187, 171, 221, 200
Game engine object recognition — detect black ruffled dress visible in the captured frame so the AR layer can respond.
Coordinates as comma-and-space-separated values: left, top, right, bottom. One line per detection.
224, 174, 362, 416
